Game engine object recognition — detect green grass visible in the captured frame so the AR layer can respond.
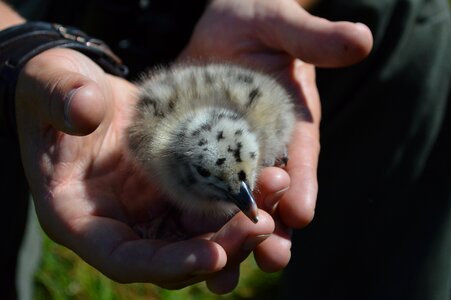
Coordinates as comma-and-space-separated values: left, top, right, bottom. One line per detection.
33, 232, 281, 300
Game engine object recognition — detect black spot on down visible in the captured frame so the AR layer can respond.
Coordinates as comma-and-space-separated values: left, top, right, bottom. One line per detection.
216, 158, 226, 166
238, 170, 247, 182
217, 131, 225, 141
247, 88, 261, 107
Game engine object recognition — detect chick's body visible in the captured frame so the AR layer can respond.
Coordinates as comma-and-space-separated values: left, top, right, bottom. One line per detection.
128, 64, 296, 222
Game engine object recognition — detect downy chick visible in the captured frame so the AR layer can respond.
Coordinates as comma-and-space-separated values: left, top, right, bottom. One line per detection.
127, 63, 296, 223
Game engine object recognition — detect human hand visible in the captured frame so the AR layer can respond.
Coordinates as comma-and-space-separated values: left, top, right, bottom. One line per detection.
14, 48, 276, 289
180, 0, 373, 293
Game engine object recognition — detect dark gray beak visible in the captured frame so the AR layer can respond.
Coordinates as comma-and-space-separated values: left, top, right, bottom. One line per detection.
228, 181, 259, 223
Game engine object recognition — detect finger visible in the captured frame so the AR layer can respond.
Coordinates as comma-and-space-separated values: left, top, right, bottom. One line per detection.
203, 210, 273, 292
59, 216, 227, 286
279, 61, 320, 228
254, 215, 292, 272
211, 210, 274, 265
205, 212, 278, 293
254, 167, 290, 212
280, 124, 320, 228
253, 170, 292, 272
16, 49, 107, 135
206, 265, 240, 294
257, 0, 373, 67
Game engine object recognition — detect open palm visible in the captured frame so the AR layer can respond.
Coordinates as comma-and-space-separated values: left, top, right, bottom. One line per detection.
15, 48, 276, 290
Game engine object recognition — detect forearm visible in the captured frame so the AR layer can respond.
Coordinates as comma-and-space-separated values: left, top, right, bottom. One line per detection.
0, 1, 25, 30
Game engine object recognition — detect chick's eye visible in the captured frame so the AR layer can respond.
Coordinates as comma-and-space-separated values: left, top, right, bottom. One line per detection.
195, 165, 211, 177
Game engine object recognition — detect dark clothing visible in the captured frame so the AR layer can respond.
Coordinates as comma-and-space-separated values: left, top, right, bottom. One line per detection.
2, 0, 450, 299
8, 0, 207, 77
283, 0, 451, 299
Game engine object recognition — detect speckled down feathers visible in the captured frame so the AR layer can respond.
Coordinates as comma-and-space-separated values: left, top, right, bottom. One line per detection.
127, 63, 296, 217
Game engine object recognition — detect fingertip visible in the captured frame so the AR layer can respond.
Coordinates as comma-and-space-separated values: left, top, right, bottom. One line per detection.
190, 240, 228, 275
258, 167, 291, 192
206, 266, 240, 294
277, 8, 374, 67
309, 20, 374, 67
211, 210, 275, 261
162, 239, 228, 277
334, 21, 374, 66
354, 22, 374, 46
256, 167, 290, 211
250, 209, 276, 233
64, 83, 106, 135
254, 230, 292, 272
222, 209, 276, 238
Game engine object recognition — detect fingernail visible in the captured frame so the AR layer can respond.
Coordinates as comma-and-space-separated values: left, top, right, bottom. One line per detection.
264, 188, 288, 212
242, 234, 271, 252
63, 87, 81, 130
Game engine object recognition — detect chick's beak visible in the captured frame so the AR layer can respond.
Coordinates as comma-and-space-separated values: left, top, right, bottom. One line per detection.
228, 181, 259, 223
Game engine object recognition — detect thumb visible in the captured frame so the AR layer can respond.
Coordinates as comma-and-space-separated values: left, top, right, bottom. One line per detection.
16, 50, 108, 135
261, 1, 373, 67
44, 71, 107, 135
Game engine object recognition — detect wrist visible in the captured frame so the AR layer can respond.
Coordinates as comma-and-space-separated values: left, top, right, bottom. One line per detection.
0, 2, 25, 30
0, 21, 128, 139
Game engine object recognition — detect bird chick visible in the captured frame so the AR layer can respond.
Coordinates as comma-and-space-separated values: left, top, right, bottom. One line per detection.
127, 63, 296, 224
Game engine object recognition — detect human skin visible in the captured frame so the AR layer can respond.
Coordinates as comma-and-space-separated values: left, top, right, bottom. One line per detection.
179, 0, 372, 292
1, 0, 372, 294
0, 2, 24, 29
